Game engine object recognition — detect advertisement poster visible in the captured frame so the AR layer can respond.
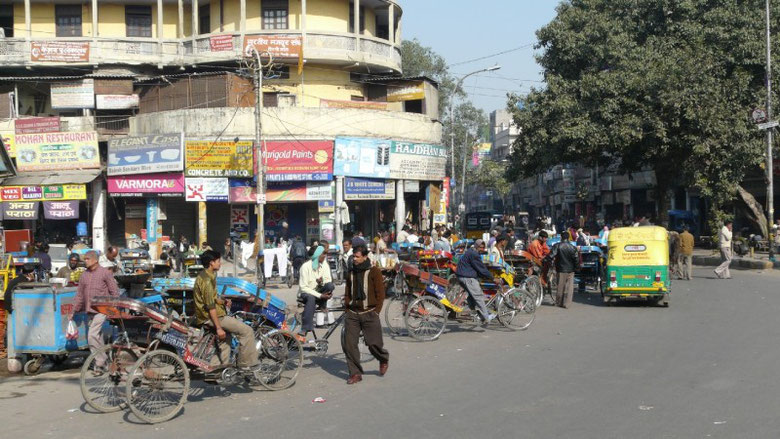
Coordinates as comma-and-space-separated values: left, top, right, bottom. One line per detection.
228, 179, 257, 204
31, 41, 90, 62
14, 117, 60, 134
185, 140, 253, 177
333, 137, 391, 178
263, 141, 333, 181
1, 132, 14, 157
185, 177, 229, 202
1, 184, 86, 202
107, 174, 185, 197
108, 133, 184, 176
230, 206, 250, 240
15, 131, 100, 171
3, 201, 39, 220
51, 79, 95, 109
265, 182, 333, 202
388, 141, 447, 180
210, 35, 234, 51
243, 35, 302, 58
344, 178, 395, 200
43, 201, 79, 220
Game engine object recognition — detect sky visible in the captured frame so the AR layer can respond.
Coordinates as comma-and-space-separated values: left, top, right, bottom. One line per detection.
398, 0, 559, 114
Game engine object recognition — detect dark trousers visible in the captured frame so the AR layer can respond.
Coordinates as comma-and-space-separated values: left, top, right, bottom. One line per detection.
292, 257, 305, 280
342, 310, 389, 376
301, 282, 334, 332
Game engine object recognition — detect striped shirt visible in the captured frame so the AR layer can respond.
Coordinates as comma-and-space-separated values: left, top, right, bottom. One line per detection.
73, 265, 119, 314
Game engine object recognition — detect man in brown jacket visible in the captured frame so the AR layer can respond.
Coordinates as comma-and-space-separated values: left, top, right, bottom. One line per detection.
679, 225, 695, 280
342, 245, 389, 384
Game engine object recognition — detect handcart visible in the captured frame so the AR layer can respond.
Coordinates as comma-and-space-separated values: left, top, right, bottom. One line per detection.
7, 284, 89, 375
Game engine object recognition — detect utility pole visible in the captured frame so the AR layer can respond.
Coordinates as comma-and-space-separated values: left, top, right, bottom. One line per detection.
253, 48, 269, 279
767, 0, 775, 261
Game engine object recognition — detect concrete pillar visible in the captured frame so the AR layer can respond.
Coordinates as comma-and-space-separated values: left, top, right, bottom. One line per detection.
353, 0, 360, 44
92, 179, 107, 254
335, 176, 344, 248
157, 0, 164, 42
24, 0, 30, 40
395, 179, 405, 231
91, 0, 98, 38
239, 0, 246, 39
198, 201, 207, 247
178, 0, 184, 38
192, 0, 199, 47
388, 3, 394, 44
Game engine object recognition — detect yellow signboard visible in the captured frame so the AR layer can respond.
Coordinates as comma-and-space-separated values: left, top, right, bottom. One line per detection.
0, 132, 15, 157
184, 140, 254, 178
387, 82, 425, 102
14, 131, 100, 171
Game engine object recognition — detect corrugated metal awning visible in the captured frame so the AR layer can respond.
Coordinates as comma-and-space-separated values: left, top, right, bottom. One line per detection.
2, 169, 103, 186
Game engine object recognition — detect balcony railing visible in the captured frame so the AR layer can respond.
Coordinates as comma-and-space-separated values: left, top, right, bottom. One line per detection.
0, 31, 401, 70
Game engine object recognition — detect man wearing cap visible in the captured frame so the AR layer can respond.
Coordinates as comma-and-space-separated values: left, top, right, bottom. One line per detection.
56, 253, 82, 284
1, 264, 36, 358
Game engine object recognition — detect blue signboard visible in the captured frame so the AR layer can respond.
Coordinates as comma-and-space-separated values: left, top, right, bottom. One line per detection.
333, 137, 391, 178
146, 198, 158, 241
107, 133, 184, 176
344, 177, 395, 200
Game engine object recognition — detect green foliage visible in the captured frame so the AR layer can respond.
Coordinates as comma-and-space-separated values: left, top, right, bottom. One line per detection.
400, 38, 460, 111
468, 160, 512, 197
508, 0, 774, 210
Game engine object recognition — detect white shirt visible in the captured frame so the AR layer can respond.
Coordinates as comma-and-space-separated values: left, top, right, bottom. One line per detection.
719, 226, 733, 249
396, 230, 409, 244
298, 259, 332, 298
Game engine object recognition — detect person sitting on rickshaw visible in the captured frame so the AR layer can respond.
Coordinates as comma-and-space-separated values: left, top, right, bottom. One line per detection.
455, 239, 502, 327
297, 246, 334, 337
527, 231, 551, 285
489, 234, 509, 264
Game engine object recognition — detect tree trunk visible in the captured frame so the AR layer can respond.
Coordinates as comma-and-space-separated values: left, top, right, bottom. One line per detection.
736, 185, 768, 238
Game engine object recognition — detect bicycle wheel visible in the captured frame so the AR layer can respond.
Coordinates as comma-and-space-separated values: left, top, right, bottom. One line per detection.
404, 296, 447, 342
496, 287, 536, 331
546, 269, 558, 305
383, 295, 410, 336
126, 350, 190, 424
80, 345, 138, 413
340, 322, 373, 363
445, 274, 461, 304
256, 330, 303, 391
524, 275, 543, 308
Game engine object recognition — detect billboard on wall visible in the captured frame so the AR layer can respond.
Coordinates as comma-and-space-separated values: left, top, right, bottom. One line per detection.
263, 140, 333, 181
14, 131, 100, 171
388, 141, 447, 181
14, 117, 60, 134
266, 182, 333, 202
185, 140, 253, 177
185, 178, 229, 202
108, 133, 184, 176
31, 41, 89, 62
0, 184, 86, 201
51, 79, 95, 109
107, 174, 185, 197
243, 35, 302, 59
344, 178, 395, 200
333, 137, 391, 179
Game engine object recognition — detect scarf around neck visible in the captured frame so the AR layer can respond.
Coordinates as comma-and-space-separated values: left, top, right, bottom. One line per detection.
351, 258, 372, 302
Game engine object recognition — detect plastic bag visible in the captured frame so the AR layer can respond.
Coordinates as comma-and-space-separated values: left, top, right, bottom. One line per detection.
65, 319, 79, 340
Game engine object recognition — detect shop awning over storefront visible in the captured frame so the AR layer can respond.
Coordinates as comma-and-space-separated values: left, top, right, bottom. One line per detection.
1, 168, 103, 186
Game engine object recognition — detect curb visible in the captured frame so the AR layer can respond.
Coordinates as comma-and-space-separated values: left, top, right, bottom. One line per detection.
692, 255, 778, 270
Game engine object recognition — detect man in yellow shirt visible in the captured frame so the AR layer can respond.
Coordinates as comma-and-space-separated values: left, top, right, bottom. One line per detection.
679, 226, 695, 281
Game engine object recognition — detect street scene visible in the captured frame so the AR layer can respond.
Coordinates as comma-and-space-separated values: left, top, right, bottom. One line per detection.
2, 0, 780, 437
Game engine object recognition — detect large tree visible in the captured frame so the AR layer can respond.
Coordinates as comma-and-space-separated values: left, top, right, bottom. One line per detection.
508, 0, 776, 232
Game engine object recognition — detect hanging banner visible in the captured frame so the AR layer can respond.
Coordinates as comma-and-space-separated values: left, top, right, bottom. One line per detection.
243, 35, 302, 59
389, 141, 447, 181
107, 174, 185, 197
14, 117, 60, 134
51, 79, 95, 109
185, 177, 229, 202
43, 201, 79, 220
344, 178, 395, 200
15, 131, 100, 171
1, 132, 15, 157
0, 184, 86, 201
184, 140, 254, 177
231, 206, 250, 240
3, 201, 39, 220
108, 133, 184, 176
333, 137, 392, 178
263, 140, 333, 181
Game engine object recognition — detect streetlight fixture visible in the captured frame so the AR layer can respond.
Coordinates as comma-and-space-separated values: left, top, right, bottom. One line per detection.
449, 64, 501, 225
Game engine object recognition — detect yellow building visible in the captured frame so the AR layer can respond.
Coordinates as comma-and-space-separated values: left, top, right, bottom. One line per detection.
0, 0, 443, 254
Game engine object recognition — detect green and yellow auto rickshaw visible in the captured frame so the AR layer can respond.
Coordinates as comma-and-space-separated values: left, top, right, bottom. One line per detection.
603, 226, 670, 307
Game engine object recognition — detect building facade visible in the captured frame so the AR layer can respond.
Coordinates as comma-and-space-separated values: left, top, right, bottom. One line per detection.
0, 0, 445, 255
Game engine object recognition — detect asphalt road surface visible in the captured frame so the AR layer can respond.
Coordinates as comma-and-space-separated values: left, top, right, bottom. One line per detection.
2, 266, 778, 439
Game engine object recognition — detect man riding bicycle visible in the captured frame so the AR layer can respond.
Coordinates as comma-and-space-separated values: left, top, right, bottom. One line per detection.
193, 250, 258, 370
455, 239, 502, 327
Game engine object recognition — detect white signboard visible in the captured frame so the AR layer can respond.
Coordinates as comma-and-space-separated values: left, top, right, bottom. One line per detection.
96, 94, 140, 110
51, 79, 94, 109
185, 178, 229, 202
306, 182, 334, 201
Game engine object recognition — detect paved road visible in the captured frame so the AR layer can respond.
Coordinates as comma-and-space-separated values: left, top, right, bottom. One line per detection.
2, 266, 779, 438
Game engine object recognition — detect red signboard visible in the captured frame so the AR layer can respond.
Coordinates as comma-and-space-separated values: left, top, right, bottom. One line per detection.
31, 41, 90, 62
262, 141, 333, 182
14, 117, 60, 134
1, 186, 21, 201
210, 35, 234, 52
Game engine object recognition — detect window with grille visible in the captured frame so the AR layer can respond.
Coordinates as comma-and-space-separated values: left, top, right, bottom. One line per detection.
0, 5, 13, 37
348, 3, 365, 33
125, 6, 152, 38
55, 5, 82, 37
262, 0, 288, 30
199, 5, 210, 34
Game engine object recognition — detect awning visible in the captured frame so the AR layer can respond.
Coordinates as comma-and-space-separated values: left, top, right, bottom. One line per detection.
1, 169, 102, 186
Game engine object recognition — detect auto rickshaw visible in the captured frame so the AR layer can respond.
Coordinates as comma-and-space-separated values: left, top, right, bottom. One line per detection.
603, 226, 670, 307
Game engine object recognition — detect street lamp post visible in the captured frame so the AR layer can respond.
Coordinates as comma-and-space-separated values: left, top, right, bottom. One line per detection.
449, 64, 501, 225
765, 0, 776, 261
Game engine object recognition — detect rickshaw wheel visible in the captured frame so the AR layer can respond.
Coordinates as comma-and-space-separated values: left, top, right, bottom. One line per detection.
405, 296, 447, 342
256, 330, 303, 391
384, 294, 411, 336
80, 345, 138, 413
125, 350, 190, 424
546, 270, 558, 305
497, 288, 536, 331
523, 275, 543, 308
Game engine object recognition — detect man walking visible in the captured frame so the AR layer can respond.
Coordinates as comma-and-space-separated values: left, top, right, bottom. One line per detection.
714, 220, 733, 279
71, 251, 119, 372
679, 225, 694, 280
342, 246, 389, 384
545, 231, 580, 308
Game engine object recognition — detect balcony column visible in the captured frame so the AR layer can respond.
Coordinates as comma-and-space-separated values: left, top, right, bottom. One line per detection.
91, 0, 98, 39
388, 3, 394, 44
239, 0, 246, 40
157, 0, 164, 44
178, 0, 184, 38
192, 0, 199, 51
353, 0, 360, 47
24, 0, 30, 41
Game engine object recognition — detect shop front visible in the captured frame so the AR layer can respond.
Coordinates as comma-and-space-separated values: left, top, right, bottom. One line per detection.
343, 177, 396, 239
